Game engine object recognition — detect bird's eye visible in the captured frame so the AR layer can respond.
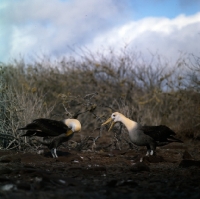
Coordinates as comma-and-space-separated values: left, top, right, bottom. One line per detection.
113, 115, 115, 117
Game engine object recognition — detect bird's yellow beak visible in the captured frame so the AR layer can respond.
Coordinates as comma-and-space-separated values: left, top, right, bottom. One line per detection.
102, 118, 115, 132
66, 129, 73, 137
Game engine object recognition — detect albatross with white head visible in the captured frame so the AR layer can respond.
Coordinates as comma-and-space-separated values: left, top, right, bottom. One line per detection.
102, 112, 183, 156
18, 118, 81, 158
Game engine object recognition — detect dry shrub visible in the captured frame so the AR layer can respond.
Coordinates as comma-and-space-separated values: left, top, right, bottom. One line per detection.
0, 65, 55, 149
1, 50, 200, 151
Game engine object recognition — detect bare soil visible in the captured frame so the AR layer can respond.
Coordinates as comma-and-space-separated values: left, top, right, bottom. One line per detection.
0, 141, 200, 199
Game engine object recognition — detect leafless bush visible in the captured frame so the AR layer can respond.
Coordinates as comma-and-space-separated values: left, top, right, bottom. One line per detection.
1, 49, 200, 152
0, 65, 55, 150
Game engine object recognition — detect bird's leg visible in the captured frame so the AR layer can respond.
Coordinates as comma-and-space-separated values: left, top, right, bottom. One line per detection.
150, 150, 156, 156
146, 145, 151, 156
51, 148, 58, 158
146, 150, 151, 156
53, 148, 58, 158
146, 151, 150, 156
51, 149, 56, 158
150, 150, 154, 155
150, 144, 156, 156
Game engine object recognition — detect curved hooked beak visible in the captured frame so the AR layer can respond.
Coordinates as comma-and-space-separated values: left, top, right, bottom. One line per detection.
102, 118, 115, 132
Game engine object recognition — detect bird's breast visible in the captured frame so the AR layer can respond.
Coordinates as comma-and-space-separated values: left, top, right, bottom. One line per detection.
129, 130, 152, 146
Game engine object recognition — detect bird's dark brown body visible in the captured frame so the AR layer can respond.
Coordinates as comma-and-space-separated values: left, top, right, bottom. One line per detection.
18, 118, 81, 158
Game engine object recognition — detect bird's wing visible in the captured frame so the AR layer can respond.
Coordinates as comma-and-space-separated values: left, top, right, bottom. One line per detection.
35, 133, 74, 149
20, 118, 69, 136
140, 125, 176, 142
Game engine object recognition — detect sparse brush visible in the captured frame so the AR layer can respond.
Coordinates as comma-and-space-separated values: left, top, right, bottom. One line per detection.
0, 50, 200, 152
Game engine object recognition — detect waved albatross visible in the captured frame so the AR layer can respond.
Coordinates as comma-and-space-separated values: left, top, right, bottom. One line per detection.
102, 112, 183, 156
18, 118, 81, 158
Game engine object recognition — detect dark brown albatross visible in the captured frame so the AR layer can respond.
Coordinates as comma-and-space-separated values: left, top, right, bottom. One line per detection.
102, 112, 183, 156
18, 118, 81, 158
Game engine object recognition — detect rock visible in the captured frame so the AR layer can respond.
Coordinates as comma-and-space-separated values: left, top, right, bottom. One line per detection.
0, 177, 12, 183
0, 184, 17, 191
182, 150, 194, 160
0, 155, 12, 163
179, 160, 200, 168
107, 179, 138, 187
127, 154, 142, 162
130, 162, 150, 172
142, 155, 164, 163
17, 182, 31, 190
0, 167, 12, 175
0, 155, 21, 163
37, 149, 45, 155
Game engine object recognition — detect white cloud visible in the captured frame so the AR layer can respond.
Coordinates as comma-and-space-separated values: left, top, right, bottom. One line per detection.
0, 0, 200, 63
0, 0, 130, 62
88, 12, 200, 62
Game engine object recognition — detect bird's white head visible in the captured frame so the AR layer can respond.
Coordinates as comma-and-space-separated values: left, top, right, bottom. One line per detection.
63, 119, 81, 136
102, 112, 124, 131
110, 112, 123, 122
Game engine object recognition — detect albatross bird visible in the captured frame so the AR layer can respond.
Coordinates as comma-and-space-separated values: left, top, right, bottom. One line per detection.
102, 112, 183, 156
18, 118, 81, 158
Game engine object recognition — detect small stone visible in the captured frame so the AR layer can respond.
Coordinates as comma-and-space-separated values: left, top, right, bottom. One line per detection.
0, 155, 21, 163
182, 150, 194, 160
0, 155, 12, 163
0, 167, 12, 175
17, 182, 31, 190
0, 184, 17, 191
179, 160, 200, 168
142, 155, 164, 163
37, 149, 45, 155
130, 162, 150, 172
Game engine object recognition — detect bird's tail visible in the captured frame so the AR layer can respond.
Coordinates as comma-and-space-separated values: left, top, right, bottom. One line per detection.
19, 130, 37, 137
168, 136, 183, 143
18, 123, 38, 131
18, 127, 27, 131
18, 126, 38, 131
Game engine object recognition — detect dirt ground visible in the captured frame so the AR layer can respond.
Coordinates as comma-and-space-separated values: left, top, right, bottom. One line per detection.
0, 139, 200, 199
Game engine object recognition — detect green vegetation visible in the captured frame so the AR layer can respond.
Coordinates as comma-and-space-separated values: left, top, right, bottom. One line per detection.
0, 49, 200, 150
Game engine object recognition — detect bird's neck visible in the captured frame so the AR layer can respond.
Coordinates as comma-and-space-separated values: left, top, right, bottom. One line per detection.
120, 115, 138, 133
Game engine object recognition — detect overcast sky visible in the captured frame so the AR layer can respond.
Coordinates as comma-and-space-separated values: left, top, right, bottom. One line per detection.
0, 0, 200, 63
